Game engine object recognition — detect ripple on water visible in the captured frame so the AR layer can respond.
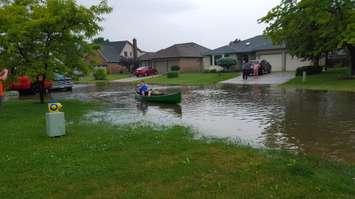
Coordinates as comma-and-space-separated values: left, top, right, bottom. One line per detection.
51, 83, 355, 163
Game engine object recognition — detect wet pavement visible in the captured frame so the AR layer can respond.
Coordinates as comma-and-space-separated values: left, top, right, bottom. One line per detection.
221, 72, 295, 85
51, 83, 355, 163
112, 75, 161, 83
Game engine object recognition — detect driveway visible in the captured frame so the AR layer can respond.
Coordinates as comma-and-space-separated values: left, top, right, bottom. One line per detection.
112, 75, 161, 83
221, 72, 295, 85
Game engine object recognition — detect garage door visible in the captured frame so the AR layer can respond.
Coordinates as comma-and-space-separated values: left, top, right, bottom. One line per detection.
153, 61, 168, 74
259, 54, 283, 72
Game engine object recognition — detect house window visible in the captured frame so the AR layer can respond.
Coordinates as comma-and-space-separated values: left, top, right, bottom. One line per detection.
224, 54, 230, 57
210, 56, 213, 65
124, 51, 128, 57
130, 52, 133, 57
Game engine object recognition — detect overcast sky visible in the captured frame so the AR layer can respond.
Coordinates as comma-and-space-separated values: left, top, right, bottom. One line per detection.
78, 0, 281, 52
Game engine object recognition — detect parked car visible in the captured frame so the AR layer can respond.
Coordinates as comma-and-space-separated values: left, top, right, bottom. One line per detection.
11, 76, 52, 95
248, 60, 272, 76
51, 73, 73, 91
260, 60, 272, 74
134, 67, 157, 77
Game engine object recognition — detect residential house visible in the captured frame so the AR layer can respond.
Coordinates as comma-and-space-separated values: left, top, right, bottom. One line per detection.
87, 39, 145, 74
203, 35, 321, 72
140, 42, 210, 73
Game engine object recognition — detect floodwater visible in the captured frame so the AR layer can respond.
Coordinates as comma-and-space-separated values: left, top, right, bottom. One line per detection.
52, 83, 355, 163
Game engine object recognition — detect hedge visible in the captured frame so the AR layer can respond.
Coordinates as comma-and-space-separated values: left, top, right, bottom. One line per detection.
167, 71, 179, 78
93, 68, 108, 80
296, 66, 323, 76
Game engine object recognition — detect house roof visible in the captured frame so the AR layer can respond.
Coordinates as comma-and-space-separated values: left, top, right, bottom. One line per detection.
100, 41, 128, 62
147, 42, 210, 60
204, 35, 285, 56
99, 41, 143, 63
203, 45, 236, 56
139, 52, 156, 61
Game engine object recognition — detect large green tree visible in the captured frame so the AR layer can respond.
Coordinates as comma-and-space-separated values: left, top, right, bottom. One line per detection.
260, 0, 355, 74
0, 0, 112, 102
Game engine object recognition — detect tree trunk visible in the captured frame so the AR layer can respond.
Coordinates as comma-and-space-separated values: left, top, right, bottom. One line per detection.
324, 52, 329, 70
313, 56, 320, 67
348, 45, 355, 76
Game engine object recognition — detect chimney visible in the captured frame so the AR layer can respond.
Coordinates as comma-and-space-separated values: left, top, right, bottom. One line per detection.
133, 38, 138, 68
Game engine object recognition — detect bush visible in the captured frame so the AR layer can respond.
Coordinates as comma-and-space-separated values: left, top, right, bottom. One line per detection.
93, 68, 108, 80
216, 57, 237, 71
170, 65, 180, 71
296, 66, 323, 76
167, 71, 179, 78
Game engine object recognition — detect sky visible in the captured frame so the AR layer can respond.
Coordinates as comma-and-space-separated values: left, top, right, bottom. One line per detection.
78, 0, 281, 52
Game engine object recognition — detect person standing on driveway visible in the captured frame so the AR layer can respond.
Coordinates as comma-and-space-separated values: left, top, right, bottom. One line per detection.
0, 68, 9, 107
253, 61, 261, 79
242, 61, 250, 80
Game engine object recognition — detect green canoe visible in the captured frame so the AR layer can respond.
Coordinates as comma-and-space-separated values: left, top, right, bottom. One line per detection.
135, 92, 182, 104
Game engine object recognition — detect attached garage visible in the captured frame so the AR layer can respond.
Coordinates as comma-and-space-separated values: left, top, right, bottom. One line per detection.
258, 53, 284, 72
203, 35, 321, 73
140, 42, 210, 74
152, 59, 180, 74
257, 50, 313, 72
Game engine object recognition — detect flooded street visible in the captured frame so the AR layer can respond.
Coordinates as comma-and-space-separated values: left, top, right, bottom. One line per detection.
52, 83, 355, 163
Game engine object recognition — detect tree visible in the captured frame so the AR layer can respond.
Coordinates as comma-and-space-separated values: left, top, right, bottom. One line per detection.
92, 37, 110, 45
118, 56, 140, 72
0, 0, 112, 103
260, 0, 355, 74
216, 57, 237, 71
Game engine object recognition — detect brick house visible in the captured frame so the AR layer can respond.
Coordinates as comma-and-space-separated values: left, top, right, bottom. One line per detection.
88, 39, 145, 74
140, 43, 210, 73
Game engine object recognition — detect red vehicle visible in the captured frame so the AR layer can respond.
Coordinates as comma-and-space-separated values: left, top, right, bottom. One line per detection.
134, 67, 157, 77
11, 76, 52, 94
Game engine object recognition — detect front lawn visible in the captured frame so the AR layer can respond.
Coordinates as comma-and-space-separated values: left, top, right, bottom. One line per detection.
76, 73, 130, 84
282, 67, 355, 92
144, 72, 239, 86
0, 101, 354, 198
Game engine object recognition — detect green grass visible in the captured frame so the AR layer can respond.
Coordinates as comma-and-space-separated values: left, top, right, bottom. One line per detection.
282, 67, 355, 92
0, 101, 355, 198
144, 72, 239, 86
76, 73, 130, 84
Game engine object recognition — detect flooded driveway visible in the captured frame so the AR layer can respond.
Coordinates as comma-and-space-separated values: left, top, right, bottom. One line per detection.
52, 83, 355, 163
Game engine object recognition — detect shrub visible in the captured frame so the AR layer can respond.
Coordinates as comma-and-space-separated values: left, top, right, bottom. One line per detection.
167, 71, 179, 78
296, 66, 323, 76
170, 65, 180, 71
93, 68, 108, 80
216, 57, 237, 71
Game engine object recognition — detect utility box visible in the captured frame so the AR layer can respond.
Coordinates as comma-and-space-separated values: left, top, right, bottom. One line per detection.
5, 91, 19, 101
46, 112, 66, 137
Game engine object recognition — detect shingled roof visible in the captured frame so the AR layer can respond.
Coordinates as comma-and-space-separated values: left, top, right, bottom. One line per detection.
99, 41, 128, 62
139, 52, 156, 61
151, 42, 210, 59
204, 35, 285, 56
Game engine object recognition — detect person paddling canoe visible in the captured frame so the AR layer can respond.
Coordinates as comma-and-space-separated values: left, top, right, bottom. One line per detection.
136, 80, 151, 96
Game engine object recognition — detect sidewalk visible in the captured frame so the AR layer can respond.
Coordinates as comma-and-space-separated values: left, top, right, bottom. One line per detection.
221, 72, 295, 85
112, 75, 161, 83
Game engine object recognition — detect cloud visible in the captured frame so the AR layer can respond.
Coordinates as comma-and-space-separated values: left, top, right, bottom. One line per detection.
77, 0, 281, 51
116, 0, 198, 16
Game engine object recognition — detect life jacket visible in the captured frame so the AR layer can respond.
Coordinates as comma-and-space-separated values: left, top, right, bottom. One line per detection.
0, 81, 4, 97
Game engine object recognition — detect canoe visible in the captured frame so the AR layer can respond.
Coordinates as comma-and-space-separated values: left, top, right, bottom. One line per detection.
135, 92, 181, 104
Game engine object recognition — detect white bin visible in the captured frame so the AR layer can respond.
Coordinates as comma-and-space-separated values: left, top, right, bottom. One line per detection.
46, 112, 66, 137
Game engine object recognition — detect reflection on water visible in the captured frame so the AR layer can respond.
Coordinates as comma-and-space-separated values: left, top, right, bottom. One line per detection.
52, 83, 355, 163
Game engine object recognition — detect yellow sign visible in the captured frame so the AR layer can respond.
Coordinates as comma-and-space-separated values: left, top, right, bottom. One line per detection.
48, 102, 63, 113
